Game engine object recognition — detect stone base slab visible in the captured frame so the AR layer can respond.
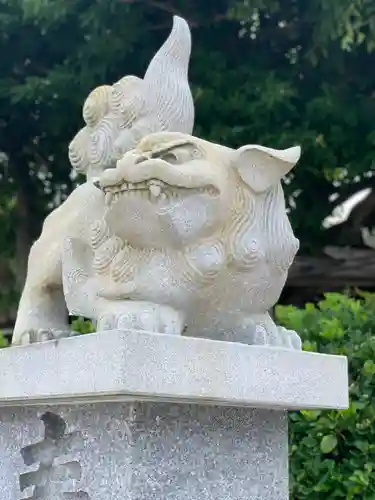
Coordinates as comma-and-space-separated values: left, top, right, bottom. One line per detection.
0, 330, 348, 499
0, 402, 287, 500
0, 330, 348, 409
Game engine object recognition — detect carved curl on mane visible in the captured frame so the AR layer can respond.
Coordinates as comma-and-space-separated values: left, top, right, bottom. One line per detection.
227, 183, 299, 273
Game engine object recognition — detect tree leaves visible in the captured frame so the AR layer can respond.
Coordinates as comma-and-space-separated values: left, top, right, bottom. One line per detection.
320, 434, 338, 454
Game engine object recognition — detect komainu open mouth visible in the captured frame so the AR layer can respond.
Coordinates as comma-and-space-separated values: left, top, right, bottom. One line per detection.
96, 136, 222, 205
102, 179, 218, 206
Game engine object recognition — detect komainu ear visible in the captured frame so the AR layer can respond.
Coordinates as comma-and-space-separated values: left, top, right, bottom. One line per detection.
232, 144, 301, 193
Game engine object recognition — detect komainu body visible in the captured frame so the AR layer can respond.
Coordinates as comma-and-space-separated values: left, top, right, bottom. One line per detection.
66, 132, 302, 349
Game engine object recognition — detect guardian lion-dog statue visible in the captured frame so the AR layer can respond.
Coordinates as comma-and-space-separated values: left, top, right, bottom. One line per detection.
14, 129, 302, 350
13, 17, 301, 349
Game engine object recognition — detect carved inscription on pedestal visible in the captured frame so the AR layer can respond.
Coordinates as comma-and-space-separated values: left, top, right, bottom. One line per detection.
19, 412, 89, 499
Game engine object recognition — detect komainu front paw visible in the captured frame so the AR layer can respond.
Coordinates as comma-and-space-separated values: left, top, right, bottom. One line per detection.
248, 318, 302, 350
17, 328, 76, 345
97, 301, 185, 335
276, 326, 302, 350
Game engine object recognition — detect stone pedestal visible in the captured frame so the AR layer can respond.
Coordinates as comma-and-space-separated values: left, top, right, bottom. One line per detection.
0, 330, 348, 499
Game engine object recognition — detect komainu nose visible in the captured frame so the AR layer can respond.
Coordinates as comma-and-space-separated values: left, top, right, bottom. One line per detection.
93, 179, 101, 190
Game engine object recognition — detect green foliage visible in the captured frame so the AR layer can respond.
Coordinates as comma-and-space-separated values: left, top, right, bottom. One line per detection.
71, 317, 95, 335
0, 331, 9, 348
276, 292, 375, 499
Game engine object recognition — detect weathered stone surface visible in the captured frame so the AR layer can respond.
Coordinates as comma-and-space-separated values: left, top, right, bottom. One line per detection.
0, 330, 348, 409
0, 402, 288, 500
0, 332, 349, 499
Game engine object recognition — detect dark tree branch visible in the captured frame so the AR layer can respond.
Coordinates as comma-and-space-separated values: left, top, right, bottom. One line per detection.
288, 249, 375, 288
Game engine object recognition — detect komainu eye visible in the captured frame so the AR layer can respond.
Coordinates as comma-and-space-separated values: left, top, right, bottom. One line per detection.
160, 145, 200, 164
161, 152, 179, 164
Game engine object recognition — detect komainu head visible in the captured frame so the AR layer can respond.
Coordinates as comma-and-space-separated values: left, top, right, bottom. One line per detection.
96, 131, 300, 275
96, 132, 230, 248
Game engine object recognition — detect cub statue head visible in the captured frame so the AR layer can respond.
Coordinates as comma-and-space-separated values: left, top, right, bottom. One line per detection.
68, 78, 144, 179
68, 16, 194, 181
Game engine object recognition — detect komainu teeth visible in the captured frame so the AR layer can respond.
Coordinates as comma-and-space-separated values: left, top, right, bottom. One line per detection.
149, 184, 161, 197
105, 192, 113, 206
103, 181, 213, 206
147, 179, 164, 187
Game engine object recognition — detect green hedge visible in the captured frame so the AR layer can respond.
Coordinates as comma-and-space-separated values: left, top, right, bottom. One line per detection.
70, 317, 96, 335
0, 332, 8, 347
276, 292, 375, 499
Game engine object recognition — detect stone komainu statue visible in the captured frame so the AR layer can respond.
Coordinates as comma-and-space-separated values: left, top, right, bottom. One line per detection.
90, 131, 302, 349
13, 16, 302, 351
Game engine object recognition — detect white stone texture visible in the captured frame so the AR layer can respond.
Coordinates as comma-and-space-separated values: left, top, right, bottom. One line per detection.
0, 332, 348, 499
0, 403, 288, 500
0, 330, 348, 409
65, 132, 302, 349
6, 13, 349, 500
12, 16, 195, 346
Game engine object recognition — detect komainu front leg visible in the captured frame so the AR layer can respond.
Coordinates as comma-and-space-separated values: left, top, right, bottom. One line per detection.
12, 284, 70, 345
12, 238, 70, 346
